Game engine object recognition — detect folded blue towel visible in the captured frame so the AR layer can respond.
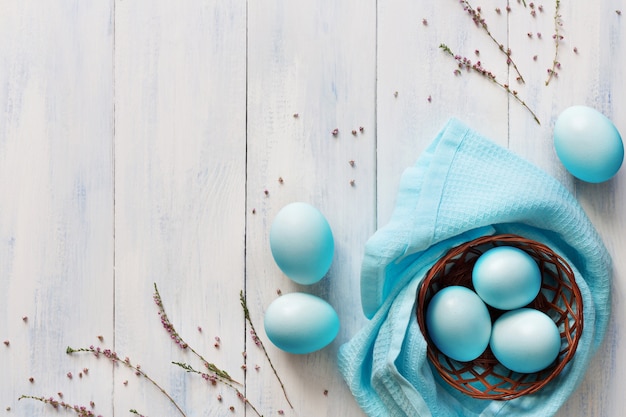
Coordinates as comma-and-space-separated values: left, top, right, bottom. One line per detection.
338, 118, 611, 417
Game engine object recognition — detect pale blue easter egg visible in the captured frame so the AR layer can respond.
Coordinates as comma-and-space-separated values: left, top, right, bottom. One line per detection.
490, 308, 561, 373
425, 286, 492, 362
554, 105, 624, 183
263, 292, 340, 354
270, 202, 334, 285
472, 246, 541, 310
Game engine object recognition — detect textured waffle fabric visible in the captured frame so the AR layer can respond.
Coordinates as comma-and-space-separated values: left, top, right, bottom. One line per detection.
338, 118, 612, 417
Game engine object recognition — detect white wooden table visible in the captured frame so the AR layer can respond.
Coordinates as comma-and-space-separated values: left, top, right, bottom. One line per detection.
1, 1, 624, 416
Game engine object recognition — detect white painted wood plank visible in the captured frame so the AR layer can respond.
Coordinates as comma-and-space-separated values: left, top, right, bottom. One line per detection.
505, 1, 626, 415
507, 0, 587, 187
0, 1, 114, 415
245, 0, 376, 415
377, 0, 509, 226
114, 1, 247, 416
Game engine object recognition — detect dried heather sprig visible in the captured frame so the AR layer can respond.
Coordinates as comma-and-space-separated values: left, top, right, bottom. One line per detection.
173, 362, 264, 417
546, 0, 563, 85
66, 346, 187, 417
240, 291, 293, 409
440, 44, 540, 124
154, 284, 268, 415
153, 283, 239, 385
18, 395, 101, 417
458, 0, 526, 83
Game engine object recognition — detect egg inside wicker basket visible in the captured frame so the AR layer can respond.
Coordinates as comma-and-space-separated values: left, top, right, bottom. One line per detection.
415, 234, 583, 401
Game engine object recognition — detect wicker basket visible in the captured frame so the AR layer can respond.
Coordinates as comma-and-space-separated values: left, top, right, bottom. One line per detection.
416, 234, 583, 400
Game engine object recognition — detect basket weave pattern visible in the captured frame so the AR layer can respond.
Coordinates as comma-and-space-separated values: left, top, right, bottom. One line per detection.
416, 234, 583, 400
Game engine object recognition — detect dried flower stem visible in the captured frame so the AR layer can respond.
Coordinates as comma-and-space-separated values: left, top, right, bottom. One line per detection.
173, 362, 264, 417
66, 346, 187, 417
546, 0, 562, 85
153, 284, 266, 414
459, 0, 526, 83
153, 283, 240, 386
172, 361, 233, 389
440, 44, 540, 125
240, 291, 293, 409
19, 395, 100, 417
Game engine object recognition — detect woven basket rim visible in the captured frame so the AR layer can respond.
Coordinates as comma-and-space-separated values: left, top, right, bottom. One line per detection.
416, 234, 584, 401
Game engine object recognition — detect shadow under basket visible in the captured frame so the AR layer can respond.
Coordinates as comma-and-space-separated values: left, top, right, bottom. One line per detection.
416, 234, 583, 401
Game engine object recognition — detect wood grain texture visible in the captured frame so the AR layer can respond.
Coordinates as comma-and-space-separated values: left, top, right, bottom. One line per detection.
114, 0, 247, 416
245, 0, 375, 415
0, 1, 115, 415
1, 0, 625, 415
377, 0, 510, 225
506, 4, 626, 415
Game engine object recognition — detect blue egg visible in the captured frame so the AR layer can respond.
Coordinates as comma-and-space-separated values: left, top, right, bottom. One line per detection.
554, 105, 624, 183
472, 246, 541, 310
425, 286, 492, 362
270, 202, 334, 285
490, 308, 561, 373
263, 292, 340, 354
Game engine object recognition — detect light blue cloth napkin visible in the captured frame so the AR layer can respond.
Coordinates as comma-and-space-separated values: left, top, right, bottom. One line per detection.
338, 118, 612, 417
